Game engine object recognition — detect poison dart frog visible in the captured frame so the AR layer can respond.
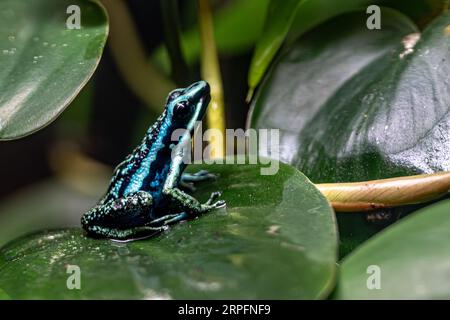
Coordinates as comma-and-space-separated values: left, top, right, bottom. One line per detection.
81, 81, 225, 241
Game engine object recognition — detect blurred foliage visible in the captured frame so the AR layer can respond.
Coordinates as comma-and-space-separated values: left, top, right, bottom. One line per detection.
0, 180, 101, 248
0, 0, 108, 140
152, 0, 270, 73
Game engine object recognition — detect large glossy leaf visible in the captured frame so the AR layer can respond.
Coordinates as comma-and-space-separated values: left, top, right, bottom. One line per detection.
0, 162, 337, 299
0, 289, 10, 300
248, 0, 374, 92
247, 0, 443, 92
286, 0, 443, 46
334, 199, 450, 299
0, 0, 108, 140
250, 9, 450, 183
247, 0, 303, 95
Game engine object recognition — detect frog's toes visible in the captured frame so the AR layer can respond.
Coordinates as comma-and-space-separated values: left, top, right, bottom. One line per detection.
212, 192, 226, 208
205, 191, 226, 209
195, 170, 218, 180
212, 199, 226, 209
206, 191, 222, 205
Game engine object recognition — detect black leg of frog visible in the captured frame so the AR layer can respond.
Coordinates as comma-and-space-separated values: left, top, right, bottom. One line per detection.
81, 191, 166, 240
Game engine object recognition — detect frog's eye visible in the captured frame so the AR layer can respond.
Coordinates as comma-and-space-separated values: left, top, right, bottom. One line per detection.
173, 101, 192, 119
174, 101, 188, 112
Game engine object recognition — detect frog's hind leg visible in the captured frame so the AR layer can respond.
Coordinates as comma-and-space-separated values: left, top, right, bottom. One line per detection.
81, 191, 153, 228
150, 193, 222, 227
148, 212, 188, 226
85, 225, 168, 242
81, 190, 156, 241
180, 170, 218, 192
182, 170, 217, 183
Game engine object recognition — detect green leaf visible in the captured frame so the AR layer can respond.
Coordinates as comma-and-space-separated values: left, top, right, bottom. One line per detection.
248, 0, 379, 92
0, 162, 337, 299
0, 0, 108, 140
250, 8, 450, 183
247, 0, 303, 96
286, 0, 442, 45
247, 0, 443, 95
369, 0, 445, 29
152, 0, 270, 74
334, 199, 450, 299
0, 288, 10, 300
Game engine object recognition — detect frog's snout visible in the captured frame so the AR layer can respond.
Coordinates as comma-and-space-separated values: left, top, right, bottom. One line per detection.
187, 81, 210, 101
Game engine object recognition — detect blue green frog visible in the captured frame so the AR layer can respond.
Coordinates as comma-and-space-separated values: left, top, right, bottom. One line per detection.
81, 81, 225, 241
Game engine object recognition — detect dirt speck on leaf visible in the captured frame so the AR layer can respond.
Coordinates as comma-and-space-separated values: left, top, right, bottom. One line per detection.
445, 25, 450, 36
399, 33, 420, 59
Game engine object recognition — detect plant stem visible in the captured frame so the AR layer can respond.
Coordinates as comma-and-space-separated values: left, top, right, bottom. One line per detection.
160, 0, 190, 86
100, 0, 175, 111
316, 171, 450, 212
198, 0, 226, 159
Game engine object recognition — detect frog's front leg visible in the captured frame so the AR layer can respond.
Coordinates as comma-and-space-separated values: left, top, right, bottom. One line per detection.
149, 191, 222, 227
163, 154, 225, 216
163, 186, 225, 216
81, 191, 165, 240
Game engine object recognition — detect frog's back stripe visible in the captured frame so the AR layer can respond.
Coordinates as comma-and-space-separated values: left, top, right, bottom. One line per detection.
102, 110, 177, 203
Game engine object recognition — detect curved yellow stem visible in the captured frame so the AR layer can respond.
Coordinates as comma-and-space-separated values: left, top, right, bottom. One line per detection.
317, 171, 450, 212
198, 0, 226, 159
